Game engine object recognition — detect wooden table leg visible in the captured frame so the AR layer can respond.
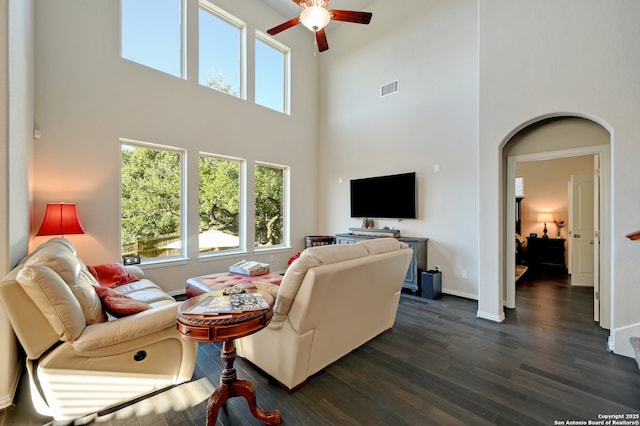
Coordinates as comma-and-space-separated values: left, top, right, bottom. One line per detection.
206, 339, 281, 426
206, 383, 230, 426
231, 379, 281, 425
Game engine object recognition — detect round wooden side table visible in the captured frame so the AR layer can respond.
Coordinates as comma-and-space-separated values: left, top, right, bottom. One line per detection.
176, 291, 281, 425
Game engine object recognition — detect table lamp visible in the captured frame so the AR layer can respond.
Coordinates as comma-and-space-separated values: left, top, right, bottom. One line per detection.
36, 202, 86, 237
537, 212, 553, 239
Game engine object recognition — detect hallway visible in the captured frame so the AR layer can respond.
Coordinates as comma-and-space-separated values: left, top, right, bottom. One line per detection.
515, 272, 595, 330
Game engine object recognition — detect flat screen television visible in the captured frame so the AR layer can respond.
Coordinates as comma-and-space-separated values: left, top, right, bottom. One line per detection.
350, 172, 417, 219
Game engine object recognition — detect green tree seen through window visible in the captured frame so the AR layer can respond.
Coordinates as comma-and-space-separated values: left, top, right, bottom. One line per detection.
199, 156, 240, 252
121, 145, 288, 259
121, 144, 182, 259
255, 164, 285, 247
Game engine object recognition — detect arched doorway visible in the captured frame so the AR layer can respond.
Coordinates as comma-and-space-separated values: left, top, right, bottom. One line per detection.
502, 116, 611, 328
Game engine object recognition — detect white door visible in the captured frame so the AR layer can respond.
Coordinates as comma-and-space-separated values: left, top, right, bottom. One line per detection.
592, 156, 601, 322
569, 175, 596, 292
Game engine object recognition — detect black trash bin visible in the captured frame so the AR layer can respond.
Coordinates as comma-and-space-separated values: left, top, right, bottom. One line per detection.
421, 269, 442, 300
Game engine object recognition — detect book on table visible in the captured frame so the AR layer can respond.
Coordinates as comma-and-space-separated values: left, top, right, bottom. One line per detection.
228, 260, 270, 276
184, 292, 270, 315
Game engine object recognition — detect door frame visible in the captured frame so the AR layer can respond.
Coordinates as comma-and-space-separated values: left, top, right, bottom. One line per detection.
505, 145, 611, 328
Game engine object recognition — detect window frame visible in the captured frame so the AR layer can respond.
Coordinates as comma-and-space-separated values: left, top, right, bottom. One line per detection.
120, 138, 187, 265
254, 161, 290, 251
254, 31, 291, 115
198, 1, 247, 99
198, 152, 247, 259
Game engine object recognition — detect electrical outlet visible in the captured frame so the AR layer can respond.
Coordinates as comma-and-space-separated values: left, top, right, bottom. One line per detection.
122, 255, 141, 265
461, 269, 468, 279
269, 255, 274, 262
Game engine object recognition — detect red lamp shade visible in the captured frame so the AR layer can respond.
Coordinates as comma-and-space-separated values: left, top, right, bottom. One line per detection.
36, 203, 86, 236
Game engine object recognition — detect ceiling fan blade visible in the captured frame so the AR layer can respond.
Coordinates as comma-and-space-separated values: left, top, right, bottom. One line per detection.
267, 16, 301, 36
291, 0, 306, 8
316, 28, 329, 52
329, 10, 372, 25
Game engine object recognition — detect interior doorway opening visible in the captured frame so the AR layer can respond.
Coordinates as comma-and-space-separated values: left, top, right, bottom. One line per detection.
502, 116, 611, 329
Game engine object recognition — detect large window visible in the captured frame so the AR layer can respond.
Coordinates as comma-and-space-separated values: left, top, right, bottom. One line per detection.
121, 141, 184, 261
199, 2, 245, 98
199, 154, 243, 254
255, 33, 290, 114
121, 0, 184, 78
121, 2, 291, 114
255, 163, 288, 248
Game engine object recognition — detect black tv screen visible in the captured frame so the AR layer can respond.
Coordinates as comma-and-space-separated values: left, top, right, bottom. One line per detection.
350, 172, 417, 219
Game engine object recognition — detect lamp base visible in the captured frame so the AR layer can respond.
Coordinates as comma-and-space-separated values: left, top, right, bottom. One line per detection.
542, 223, 549, 239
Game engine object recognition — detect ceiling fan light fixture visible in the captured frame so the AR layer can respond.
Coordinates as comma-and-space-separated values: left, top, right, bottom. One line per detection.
300, 6, 331, 32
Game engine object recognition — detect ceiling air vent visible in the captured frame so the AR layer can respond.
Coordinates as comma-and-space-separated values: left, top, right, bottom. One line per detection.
380, 80, 399, 98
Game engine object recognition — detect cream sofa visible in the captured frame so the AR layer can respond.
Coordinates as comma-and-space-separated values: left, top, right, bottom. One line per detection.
235, 237, 413, 391
0, 304, 21, 411
0, 238, 197, 421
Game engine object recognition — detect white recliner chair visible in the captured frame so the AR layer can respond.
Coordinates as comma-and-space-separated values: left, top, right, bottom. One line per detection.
0, 238, 197, 421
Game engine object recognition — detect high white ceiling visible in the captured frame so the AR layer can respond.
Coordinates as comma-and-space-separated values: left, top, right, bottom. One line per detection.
262, 0, 376, 21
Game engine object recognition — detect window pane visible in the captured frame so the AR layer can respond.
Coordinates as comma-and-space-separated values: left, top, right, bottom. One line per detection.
121, 0, 183, 77
255, 37, 287, 113
199, 6, 242, 97
255, 164, 286, 247
121, 143, 183, 260
199, 156, 241, 253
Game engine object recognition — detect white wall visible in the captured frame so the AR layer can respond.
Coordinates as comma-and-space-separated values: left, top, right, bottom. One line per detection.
478, 0, 640, 356
2, 0, 33, 271
31, 0, 320, 294
0, 0, 7, 276
1, 0, 34, 410
319, 0, 480, 299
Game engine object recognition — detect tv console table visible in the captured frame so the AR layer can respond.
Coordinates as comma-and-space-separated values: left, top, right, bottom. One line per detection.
335, 233, 428, 293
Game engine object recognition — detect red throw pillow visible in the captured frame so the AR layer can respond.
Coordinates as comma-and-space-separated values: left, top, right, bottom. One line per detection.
87, 263, 139, 288
94, 286, 150, 317
288, 252, 301, 265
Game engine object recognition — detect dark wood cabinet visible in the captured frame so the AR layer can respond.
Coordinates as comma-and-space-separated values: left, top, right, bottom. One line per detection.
526, 237, 567, 275
335, 233, 428, 292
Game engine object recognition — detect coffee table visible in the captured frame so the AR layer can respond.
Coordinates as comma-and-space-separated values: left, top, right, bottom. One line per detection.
176, 291, 281, 425
185, 272, 283, 298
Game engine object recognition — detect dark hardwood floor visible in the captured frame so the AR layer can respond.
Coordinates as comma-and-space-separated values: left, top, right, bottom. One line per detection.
2, 274, 639, 425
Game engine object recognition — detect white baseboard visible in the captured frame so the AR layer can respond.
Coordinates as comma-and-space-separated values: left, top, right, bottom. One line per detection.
610, 322, 640, 358
443, 288, 477, 300
440, 288, 505, 322
477, 309, 505, 323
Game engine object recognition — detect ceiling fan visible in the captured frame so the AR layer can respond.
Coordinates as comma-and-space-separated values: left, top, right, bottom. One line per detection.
267, 0, 372, 52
